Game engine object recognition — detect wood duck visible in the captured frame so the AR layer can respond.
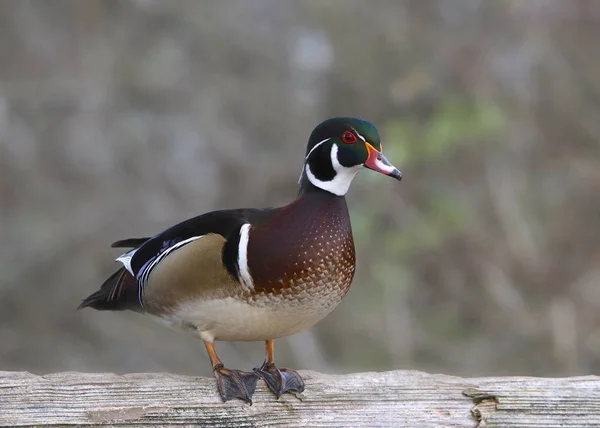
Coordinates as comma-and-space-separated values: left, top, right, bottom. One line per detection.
79, 117, 401, 403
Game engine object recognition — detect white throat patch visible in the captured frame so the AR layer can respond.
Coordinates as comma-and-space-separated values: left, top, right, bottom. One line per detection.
305, 144, 361, 196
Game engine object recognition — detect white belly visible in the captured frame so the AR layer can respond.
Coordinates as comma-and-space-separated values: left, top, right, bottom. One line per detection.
158, 296, 335, 342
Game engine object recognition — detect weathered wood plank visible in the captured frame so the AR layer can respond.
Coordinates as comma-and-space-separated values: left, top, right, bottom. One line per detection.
465, 375, 600, 427
0, 370, 598, 427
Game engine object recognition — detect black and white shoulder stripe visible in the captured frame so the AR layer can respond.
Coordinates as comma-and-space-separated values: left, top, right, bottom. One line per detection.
236, 224, 254, 290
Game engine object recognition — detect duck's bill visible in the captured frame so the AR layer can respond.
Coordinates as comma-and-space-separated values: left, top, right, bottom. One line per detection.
364, 143, 402, 181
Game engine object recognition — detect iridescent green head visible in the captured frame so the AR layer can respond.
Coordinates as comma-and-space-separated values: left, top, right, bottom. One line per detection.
299, 117, 401, 195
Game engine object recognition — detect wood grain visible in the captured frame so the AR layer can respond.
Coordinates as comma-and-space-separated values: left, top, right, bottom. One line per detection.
0, 370, 598, 427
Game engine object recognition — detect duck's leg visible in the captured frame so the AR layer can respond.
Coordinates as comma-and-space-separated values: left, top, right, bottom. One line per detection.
254, 339, 305, 398
204, 341, 258, 404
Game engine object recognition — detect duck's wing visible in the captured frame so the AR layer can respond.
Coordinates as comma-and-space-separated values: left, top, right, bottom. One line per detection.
78, 207, 275, 312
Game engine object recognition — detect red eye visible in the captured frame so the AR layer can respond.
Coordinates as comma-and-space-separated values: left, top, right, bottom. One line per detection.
341, 131, 357, 144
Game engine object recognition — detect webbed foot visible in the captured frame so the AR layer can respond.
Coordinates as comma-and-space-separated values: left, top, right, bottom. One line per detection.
213, 364, 259, 404
254, 361, 305, 398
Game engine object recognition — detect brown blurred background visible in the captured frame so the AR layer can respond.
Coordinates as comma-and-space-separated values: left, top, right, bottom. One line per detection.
1, 0, 599, 379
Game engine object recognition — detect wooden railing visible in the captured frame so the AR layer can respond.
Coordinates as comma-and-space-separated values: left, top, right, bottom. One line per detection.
1, 370, 599, 427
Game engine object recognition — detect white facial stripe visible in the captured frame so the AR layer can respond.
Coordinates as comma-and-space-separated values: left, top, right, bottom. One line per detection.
305, 143, 361, 196
299, 137, 332, 184
305, 138, 332, 161
237, 224, 254, 291
350, 127, 366, 142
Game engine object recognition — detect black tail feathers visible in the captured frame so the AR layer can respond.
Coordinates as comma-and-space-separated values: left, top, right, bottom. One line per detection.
111, 237, 150, 248
78, 268, 143, 312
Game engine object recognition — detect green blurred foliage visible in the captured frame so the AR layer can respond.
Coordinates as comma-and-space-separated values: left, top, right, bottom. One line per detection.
358, 98, 507, 257
385, 97, 508, 165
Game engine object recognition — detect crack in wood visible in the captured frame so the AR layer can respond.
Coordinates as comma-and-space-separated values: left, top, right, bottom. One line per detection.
470, 396, 499, 428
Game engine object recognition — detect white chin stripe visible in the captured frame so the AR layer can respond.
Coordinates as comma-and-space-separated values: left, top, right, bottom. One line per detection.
237, 224, 254, 290
305, 144, 361, 196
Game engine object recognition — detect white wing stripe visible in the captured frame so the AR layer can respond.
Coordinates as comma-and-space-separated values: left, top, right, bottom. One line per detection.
138, 235, 206, 300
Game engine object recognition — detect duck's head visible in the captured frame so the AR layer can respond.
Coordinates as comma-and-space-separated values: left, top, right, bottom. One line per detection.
299, 117, 402, 196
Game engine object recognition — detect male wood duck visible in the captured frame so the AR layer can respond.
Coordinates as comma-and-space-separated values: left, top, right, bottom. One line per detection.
79, 117, 401, 403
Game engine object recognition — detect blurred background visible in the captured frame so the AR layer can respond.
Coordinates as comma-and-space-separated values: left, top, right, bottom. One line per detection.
1, 0, 599, 379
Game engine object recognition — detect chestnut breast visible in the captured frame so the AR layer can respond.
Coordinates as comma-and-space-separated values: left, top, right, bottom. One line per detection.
246, 192, 356, 313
